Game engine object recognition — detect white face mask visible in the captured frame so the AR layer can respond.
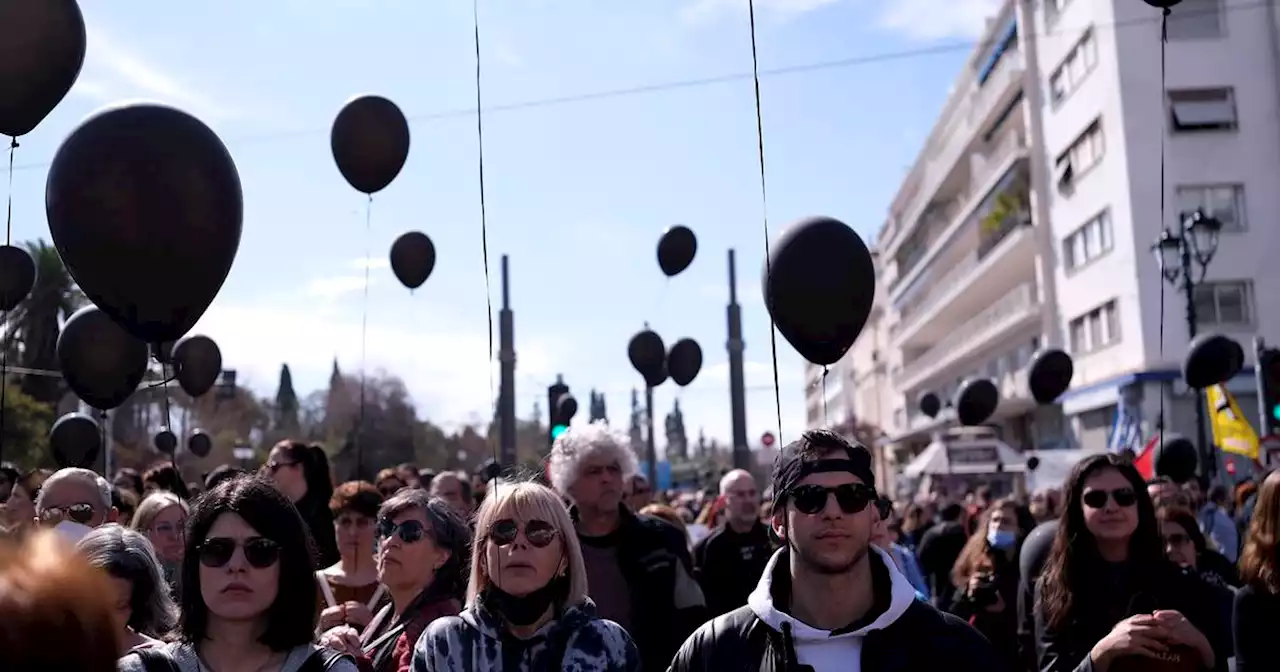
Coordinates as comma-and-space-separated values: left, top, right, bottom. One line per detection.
55, 519, 93, 544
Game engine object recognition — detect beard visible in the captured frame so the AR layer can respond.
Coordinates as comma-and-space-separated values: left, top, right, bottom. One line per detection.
791, 536, 869, 575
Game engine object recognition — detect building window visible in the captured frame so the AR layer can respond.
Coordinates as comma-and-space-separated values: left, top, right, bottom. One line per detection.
1169, 88, 1237, 132
1045, 0, 1074, 27
1055, 119, 1105, 191
1063, 209, 1113, 270
1193, 281, 1254, 328
1176, 185, 1246, 231
1166, 0, 1224, 40
1049, 29, 1098, 106
1069, 300, 1120, 354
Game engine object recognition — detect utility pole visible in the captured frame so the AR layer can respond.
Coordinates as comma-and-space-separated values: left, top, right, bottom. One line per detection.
498, 255, 517, 468
645, 385, 657, 486
727, 249, 749, 469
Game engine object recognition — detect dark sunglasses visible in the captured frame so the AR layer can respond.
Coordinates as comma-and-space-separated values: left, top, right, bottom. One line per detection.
1082, 487, 1137, 509
489, 518, 557, 548
789, 483, 876, 516
265, 460, 296, 473
1163, 532, 1191, 547
39, 503, 96, 525
874, 497, 893, 521
377, 518, 428, 543
198, 537, 281, 569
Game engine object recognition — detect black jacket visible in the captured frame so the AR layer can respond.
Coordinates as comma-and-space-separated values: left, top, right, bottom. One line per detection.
668, 547, 1006, 672
917, 521, 968, 611
692, 521, 776, 618
574, 505, 707, 672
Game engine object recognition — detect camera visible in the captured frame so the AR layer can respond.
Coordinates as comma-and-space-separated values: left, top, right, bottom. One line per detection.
970, 573, 1000, 608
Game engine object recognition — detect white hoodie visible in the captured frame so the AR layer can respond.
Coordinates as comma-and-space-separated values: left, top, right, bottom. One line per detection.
745, 545, 918, 672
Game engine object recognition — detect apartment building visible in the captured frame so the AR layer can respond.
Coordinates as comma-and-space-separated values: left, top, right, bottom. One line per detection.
858, 0, 1280, 461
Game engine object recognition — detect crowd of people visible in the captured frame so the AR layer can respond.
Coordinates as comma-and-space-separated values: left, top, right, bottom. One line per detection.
1, 425, 1279, 671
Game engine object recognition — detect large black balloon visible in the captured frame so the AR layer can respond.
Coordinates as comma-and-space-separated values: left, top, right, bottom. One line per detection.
390, 231, 436, 290
1155, 435, 1199, 483
172, 334, 222, 397
657, 225, 697, 277
154, 429, 177, 454
628, 329, 667, 387
49, 412, 99, 469
955, 378, 999, 426
0, 0, 86, 137
46, 103, 243, 344
763, 217, 875, 366
56, 306, 149, 410
1142, 0, 1181, 8
918, 392, 941, 419
188, 430, 213, 458
667, 338, 703, 387
1183, 333, 1244, 390
331, 95, 410, 195
0, 244, 36, 311
1028, 349, 1074, 404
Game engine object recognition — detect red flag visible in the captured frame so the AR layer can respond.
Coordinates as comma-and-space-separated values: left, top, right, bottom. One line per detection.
1133, 434, 1159, 480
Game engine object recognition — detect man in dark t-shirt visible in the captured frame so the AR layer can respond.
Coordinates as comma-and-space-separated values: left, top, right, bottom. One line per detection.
693, 469, 776, 617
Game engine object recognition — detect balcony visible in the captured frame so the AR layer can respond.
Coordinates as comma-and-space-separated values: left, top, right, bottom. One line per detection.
895, 282, 1041, 391
899, 334, 1042, 434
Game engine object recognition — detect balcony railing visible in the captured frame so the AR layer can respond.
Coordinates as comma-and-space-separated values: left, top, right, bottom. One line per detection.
901, 334, 1041, 431
897, 282, 1038, 385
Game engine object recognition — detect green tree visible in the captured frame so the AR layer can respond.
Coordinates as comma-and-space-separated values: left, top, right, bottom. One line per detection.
0, 382, 55, 470
274, 364, 299, 431
10, 240, 86, 405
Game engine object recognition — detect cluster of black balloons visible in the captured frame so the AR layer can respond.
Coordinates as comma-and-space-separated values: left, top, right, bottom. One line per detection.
917, 349, 1075, 427
330, 95, 436, 291
628, 329, 703, 389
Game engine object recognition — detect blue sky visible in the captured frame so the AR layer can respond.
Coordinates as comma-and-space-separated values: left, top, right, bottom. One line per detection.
5, 0, 1001, 452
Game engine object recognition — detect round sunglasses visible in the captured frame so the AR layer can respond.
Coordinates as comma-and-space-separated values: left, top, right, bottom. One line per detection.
39, 503, 96, 526
488, 518, 557, 548
1081, 487, 1137, 510
198, 537, 281, 569
788, 483, 876, 516
377, 518, 428, 543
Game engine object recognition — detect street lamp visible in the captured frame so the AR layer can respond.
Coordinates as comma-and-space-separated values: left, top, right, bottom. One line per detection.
1151, 208, 1223, 478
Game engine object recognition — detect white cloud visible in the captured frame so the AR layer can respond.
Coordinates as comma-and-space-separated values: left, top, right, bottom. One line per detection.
305, 275, 379, 300
877, 0, 1003, 41
70, 25, 240, 121
680, 0, 839, 25
348, 256, 390, 271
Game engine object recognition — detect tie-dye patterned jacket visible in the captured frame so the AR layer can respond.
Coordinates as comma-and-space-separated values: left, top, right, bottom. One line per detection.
411, 598, 642, 672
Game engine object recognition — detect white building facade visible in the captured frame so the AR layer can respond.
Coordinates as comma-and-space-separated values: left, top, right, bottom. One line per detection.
840, 0, 1280, 460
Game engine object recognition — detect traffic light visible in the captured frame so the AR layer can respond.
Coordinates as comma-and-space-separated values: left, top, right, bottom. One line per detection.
547, 378, 578, 447
1259, 348, 1280, 434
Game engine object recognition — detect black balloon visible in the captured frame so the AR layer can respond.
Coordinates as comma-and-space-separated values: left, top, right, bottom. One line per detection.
57, 306, 149, 410
0, 244, 36, 311
657, 225, 697, 277
390, 231, 436, 290
331, 95, 410, 195
556, 394, 579, 422
1028, 349, 1074, 404
154, 429, 177, 454
667, 338, 703, 387
172, 334, 222, 397
45, 103, 243, 344
628, 329, 667, 387
188, 430, 213, 458
1155, 435, 1199, 483
763, 217, 875, 366
1183, 333, 1244, 390
49, 412, 99, 469
0, 0, 86, 137
1026, 456, 1041, 471
955, 378, 999, 426
918, 392, 941, 419
1142, 0, 1182, 8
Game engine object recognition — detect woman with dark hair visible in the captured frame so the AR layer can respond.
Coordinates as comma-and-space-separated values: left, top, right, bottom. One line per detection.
267, 440, 340, 569
142, 463, 191, 501
1, 468, 50, 539
1035, 453, 1227, 672
947, 498, 1022, 671
1234, 469, 1280, 671
1156, 505, 1238, 589
320, 488, 468, 672
117, 475, 357, 672
77, 524, 179, 655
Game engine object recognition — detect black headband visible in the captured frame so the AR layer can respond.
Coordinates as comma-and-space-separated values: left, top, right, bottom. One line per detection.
773, 458, 875, 505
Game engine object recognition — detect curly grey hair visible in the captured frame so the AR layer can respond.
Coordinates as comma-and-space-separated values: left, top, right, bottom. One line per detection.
547, 422, 638, 496
77, 523, 178, 639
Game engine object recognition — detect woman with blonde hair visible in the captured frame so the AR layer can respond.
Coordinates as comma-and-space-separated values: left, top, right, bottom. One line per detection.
412, 479, 640, 671
131, 491, 189, 595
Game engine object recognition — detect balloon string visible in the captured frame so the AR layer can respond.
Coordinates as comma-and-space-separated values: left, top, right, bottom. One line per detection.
99, 411, 108, 477
474, 0, 497, 478
358, 196, 373, 480
651, 278, 669, 323
747, 0, 783, 442
160, 361, 177, 473
821, 367, 829, 427
0, 138, 16, 461
1156, 7, 1170, 460
5, 137, 15, 245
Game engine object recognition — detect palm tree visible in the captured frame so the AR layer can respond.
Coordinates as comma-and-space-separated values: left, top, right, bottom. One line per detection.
8, 240, 85, 405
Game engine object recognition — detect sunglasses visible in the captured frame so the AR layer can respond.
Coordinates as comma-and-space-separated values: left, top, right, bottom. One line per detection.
874, 497, 893, 521
39, 503, 96, 525
377, 518, 428, 543
489, 518, 557, 548
1163, 532, 1191, 547
789, 483, 876, 516
265, 460, 296, 473
1082, 487, 1137, 509
198, 537, 281, 569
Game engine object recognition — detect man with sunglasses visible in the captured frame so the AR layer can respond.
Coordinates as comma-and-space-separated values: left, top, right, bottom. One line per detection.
35, 467, 117, 529
669, 429, 1003, 672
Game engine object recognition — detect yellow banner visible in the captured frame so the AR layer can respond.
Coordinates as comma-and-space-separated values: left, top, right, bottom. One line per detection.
1206, 384, 1260, 460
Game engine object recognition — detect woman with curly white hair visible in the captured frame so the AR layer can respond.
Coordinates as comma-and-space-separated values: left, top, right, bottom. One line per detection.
412, 478, 641, 671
